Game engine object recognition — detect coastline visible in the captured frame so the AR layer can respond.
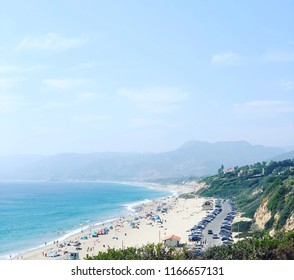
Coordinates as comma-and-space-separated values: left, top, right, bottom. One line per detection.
12, 181, 206, 260
0, 180, 171, 260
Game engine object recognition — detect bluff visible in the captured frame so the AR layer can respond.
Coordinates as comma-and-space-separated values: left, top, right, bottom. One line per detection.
198, 159, 294, 235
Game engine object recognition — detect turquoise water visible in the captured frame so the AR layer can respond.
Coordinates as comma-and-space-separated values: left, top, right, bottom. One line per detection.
0, 181, 171, 259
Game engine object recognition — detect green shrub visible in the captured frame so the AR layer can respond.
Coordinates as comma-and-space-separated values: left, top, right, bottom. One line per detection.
85, 232, 294, 260
232, 221, 252, 232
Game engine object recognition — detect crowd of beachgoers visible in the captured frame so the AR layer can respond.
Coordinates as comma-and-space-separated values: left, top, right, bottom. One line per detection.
14, 182, 211, 260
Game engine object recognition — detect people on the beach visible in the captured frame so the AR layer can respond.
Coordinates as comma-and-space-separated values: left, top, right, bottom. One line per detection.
18, 189, 208, 260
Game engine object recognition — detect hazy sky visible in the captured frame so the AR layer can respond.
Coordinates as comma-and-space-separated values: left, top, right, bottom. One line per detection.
0, 0, 293, 155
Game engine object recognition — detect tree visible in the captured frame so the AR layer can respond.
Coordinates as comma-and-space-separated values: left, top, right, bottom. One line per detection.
218, 165, 224, 175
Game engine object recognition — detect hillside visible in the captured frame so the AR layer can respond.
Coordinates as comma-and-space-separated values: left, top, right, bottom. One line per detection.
268, 151, 294, 162
197, 160, 294, 235
0, 140, 284, 181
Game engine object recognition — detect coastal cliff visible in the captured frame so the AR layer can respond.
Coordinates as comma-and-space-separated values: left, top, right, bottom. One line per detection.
254, 198, 271, 230
197, 159, 294, 236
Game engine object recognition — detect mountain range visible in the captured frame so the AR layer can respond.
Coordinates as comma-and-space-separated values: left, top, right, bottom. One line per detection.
0, 140, 292, 181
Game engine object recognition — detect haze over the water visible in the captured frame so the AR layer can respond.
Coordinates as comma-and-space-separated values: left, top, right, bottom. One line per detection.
0, 1, 293, 156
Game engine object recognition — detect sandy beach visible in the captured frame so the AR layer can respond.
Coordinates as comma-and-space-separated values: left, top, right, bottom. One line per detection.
14, 182, 208, 260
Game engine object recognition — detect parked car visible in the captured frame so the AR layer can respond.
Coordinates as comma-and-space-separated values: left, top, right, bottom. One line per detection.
221, 225, 231, 231
212, 234, 219, 239
190, 235, 202, 242
219, 231, 231, 238
222, 236, 233, 242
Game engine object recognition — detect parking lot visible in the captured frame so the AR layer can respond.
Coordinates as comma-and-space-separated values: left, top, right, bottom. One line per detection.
188, 199, 236, 255
203, 200, 231, 248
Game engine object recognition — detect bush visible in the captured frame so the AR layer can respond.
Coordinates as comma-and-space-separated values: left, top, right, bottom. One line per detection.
232, 221, 252, 232
85, 232, 294, 260
200, 231, 294, 260
85, 243, 189, 260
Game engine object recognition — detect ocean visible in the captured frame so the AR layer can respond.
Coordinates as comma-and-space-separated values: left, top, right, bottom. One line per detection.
0, 181, 171, 259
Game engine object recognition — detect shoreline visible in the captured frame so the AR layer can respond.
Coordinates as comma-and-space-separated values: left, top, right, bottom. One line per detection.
11, 181, 204, 260
2, 180, 171, 260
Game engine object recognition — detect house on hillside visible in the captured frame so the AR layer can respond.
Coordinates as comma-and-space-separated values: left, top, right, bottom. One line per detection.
224, 168, 235, 174
163, 235, 181, 247
238, 170, 245, 177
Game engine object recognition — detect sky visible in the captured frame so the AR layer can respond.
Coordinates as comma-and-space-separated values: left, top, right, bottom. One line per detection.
0, 0, 293, 155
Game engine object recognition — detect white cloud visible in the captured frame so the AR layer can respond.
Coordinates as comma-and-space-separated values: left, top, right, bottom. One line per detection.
71, 62, 96, 72
43, 79, 87, 90
73, 114, 109, 125
43, 101, 74, 110
280, 79, 294, 90
76, 92, 103, 102
0, 78, 25, 89
42, 92, 103, 110
0, 64, 46, 74
118, 86, 189, 113
16, 33, 87, 51
212, 50, 294, 65
262, 50, 294, 62
0, 65, 19, 74
234, 100, 294, 117
211, 51, 243, 66
0, 93, 23, 113
244, 100, 288, 107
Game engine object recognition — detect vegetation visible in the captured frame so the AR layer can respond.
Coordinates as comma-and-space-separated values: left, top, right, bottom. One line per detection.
85, 243, 189, 260
85, 231, 294, 260
232, 221, 252, 232
200, 231, 294, 260
198, 159, 294, 232
84, 159, 294, 260
178, 193, 196, 199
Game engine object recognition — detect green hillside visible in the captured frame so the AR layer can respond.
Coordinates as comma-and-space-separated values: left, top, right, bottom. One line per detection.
85, 159, 294, 260
198, 159, 294, 235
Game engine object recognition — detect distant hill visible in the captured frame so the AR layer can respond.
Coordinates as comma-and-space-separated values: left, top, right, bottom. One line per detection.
0, 155, 45, 179
0, 140, 286, 181
268, 151, 294, 162
198, 159, 294, 235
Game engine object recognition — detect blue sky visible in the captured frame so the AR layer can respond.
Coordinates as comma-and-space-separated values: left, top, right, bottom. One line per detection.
0, 0, 293, 155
